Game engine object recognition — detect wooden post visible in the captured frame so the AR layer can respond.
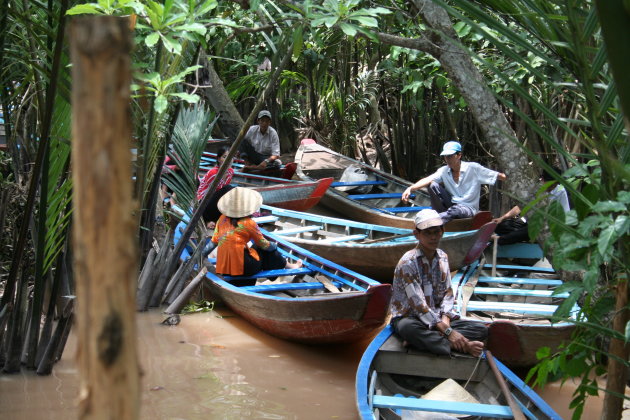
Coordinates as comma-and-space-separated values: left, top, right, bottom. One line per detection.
70, 16, 139, 420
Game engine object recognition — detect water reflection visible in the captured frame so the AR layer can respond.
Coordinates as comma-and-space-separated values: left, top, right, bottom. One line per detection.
0, 306, 606, 420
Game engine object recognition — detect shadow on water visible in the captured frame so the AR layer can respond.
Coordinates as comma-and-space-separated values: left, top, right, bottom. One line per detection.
0, 305, 609, 420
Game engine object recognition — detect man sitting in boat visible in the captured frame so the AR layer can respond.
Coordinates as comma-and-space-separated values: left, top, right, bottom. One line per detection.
239, 110, 282, 172
208, 187, 302, 281
401, 141, 506, 224
390, 209, 487, 357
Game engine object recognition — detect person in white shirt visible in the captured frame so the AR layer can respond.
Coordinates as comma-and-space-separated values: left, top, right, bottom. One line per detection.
239, 110, 281, 170
402, 141, 507, 223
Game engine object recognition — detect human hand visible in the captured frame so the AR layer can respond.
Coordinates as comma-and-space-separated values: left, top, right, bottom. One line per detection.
402, 187, 412, 202
447, 330, 468, 353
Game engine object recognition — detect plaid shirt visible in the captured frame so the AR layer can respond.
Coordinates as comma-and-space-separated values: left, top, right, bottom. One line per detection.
390, 246, 459, 329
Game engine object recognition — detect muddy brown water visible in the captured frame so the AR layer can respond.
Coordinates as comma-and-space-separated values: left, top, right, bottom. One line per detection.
0, 306, 608, 420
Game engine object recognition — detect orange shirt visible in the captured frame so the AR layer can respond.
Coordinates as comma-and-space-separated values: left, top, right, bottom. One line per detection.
211, 215, 270, 275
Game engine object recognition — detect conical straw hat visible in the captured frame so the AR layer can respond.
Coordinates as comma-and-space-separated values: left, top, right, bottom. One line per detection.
217, 187, 263, 218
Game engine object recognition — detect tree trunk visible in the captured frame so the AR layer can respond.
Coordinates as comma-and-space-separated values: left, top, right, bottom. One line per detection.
602, 274, 629, 420
70, 16, 139, 420
375, 1, 539, 205
199, 53, 245, 142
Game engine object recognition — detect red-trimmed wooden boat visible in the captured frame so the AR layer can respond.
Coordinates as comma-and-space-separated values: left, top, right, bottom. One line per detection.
199, 229, 391, 344
294, 139, 492, 232
453, 243, 578, 367
255, 205, 497, 282
356, 325, 561, 419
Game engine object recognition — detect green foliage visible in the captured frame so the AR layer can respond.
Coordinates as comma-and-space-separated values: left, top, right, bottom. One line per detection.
182, 300, 215, 314
162, 104, 217, 213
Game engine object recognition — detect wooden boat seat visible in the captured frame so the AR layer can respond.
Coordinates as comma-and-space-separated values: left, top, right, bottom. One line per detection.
252, 215, 280, 224
319, 234, 367, 243
331, 180, 387, 187
483, 263, 555, 274
466, 300, 558, 315
380, 206, 430, 213
242, 280, 343, 293
223, 267, 314, 282
477, 275, 562, 286
371, 395, 512, 418
271, 225, 323, 235
495, 243, 544, 259
473, 286, 569, 298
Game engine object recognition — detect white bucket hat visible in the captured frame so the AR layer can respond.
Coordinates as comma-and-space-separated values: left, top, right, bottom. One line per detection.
217, 187, 263, 218
414, 209, 444, 230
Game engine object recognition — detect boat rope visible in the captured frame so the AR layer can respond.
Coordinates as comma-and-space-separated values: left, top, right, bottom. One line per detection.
463, 354, 484, 390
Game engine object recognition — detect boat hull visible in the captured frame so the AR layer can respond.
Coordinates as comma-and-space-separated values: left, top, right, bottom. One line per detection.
355, 325, 561, 420
205, 281, 391, 344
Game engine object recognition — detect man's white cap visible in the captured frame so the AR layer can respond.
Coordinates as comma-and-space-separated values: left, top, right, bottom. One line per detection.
258, 110, 272, 119
414, 209, 444, 230
440, 141, 462, 156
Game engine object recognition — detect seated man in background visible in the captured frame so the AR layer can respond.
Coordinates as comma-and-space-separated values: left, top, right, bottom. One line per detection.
240, 110, 281, 172
402, 141, 506, 224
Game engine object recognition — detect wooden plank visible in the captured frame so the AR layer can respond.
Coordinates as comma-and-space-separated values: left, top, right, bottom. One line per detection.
348, 193, 404, 200
379, 206, 430, 213
496, 243, 544, 259
319, 234, 367, 243
371, 396, 512, 418
474, 287, 569, 298
466, 301, 558, 315
316, 274, 342, 293
271, 225, 322, 235
477, 276, 562, 286
483, 263, 555, 274
331, 180, 388, 187
252, 215, 280, 224
223, 267, 313, 282
242, 281, 342, 293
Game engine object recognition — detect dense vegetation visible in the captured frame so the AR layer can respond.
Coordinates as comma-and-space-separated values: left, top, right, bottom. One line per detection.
0, 1, 628, 418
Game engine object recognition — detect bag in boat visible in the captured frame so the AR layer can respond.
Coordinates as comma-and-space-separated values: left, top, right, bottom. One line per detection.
336, 164, 375, 194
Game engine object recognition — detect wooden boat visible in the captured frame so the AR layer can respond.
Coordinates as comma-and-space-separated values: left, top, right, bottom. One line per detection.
199, 229, 392, 344
255, 205, 497, 282
294, 139, 492, 232
453, 243, 578, 367
234, 173, 333, 212
356, 324, 561, 420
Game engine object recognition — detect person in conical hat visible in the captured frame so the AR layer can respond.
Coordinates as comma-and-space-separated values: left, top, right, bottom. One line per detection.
210, 187, 302, 278
389, 209, 487, 357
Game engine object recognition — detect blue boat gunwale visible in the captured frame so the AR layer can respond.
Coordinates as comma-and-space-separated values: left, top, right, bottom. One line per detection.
355, 325, 562, 420
199, 227, 386, 302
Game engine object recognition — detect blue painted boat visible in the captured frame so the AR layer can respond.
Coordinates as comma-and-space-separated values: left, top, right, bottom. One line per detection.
179, 227, 391, 344
294, 140, 492, 232
256, 205, 497, 282
452, 243, 578, 367
356, 325, 561, 420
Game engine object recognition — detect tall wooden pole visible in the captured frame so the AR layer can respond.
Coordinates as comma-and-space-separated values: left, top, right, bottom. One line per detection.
70, 16, 139, 420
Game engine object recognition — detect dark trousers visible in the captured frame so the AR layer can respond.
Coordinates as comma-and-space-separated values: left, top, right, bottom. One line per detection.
391, 317, 488, 356
242, 245, 286, 277
495, 218, 530, 245
239, 139, 268, 165
428, 181, 475, 223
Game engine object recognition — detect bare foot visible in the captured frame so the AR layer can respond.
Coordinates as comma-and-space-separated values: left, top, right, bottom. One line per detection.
286, 259, 303, 270
466, 340, 485, 357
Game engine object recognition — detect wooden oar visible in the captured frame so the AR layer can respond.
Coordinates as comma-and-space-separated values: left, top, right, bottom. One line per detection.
361, 232, 415, 244
485, 350, 526, 420
460, 256, 484, 317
